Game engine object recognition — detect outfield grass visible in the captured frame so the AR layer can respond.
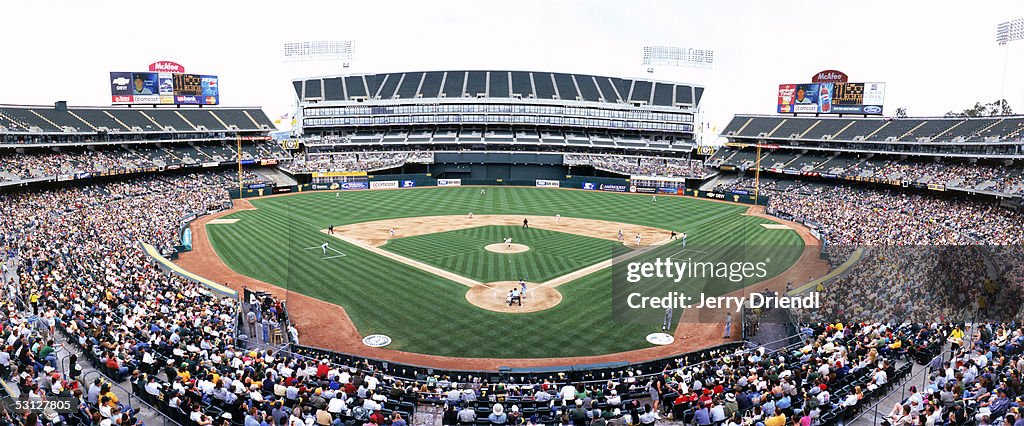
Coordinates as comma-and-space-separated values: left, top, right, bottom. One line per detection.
204, 187, 804, 358
383, 225, 631, 283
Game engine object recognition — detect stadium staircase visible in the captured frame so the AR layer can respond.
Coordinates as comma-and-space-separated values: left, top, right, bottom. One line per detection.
28, 110, 63, 131
102, 111, 133, 131
0, 254, 170, 426
173, 111, 198, 131
253, 167, 297, 186
67, 111, 98, 131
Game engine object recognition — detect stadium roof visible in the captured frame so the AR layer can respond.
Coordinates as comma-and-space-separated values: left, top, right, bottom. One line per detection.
293, 70, 703, 108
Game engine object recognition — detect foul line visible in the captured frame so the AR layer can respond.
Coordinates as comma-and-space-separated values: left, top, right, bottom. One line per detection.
303, 246, 348, 259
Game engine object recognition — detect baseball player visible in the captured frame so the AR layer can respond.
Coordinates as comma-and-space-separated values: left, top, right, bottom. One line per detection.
321, 242, 329, 255
328, 225, 334, 235
634, 233, 642, 246
652, 195, 657, 203
336, 192, 340, 199
663, 306, 673, 331
468, 212, 474, 219
670, 231, 677, 240
480, 188, 486, 195
555, 213, 561, 223
389, 228, 396, 239
681, 232, 688, 249
617, 229, 624, 242
504, 237, 513, 249
519, 278, 527, 295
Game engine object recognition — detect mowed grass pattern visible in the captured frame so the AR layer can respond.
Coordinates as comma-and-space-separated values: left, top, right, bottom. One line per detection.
205, 187, 804, 358
383, 225, 631, 283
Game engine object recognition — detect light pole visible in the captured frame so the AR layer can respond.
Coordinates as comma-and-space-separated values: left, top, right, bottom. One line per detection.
996, 18, 1024, 115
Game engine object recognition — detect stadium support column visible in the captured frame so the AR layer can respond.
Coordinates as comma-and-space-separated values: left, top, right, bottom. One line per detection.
237, 135, 243, 196
753, 143, 762, 206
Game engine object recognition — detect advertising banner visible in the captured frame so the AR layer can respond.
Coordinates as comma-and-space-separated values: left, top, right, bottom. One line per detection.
630, 186, 657, 194
110, 71, 219, 105
535, 179, 561, 188
201, 162, 219, 168
778, 82, 883, 115
370, 181, 399, 189
599, 184, 628, 192
657, 188, 679, 195
401, 180, 416, 188
437, 179, 462, 187
340, 181, 368, 190
582, 182, 596, 190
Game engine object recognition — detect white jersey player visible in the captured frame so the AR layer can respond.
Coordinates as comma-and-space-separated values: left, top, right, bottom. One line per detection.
321, 242, 329, 255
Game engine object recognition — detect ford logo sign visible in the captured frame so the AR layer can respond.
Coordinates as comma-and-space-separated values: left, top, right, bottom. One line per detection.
863, 105, 882, 114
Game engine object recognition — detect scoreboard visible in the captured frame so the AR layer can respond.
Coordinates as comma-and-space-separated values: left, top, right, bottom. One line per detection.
110, 71, 219, 105
777, 82, 885, 115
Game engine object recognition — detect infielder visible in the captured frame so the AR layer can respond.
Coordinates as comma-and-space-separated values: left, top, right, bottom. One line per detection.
555, 213, 561, 223
617, 229, 624, 242
670, 231, 677, 240
468, 212, 474, 219
389, 228, 396, 239
504, 237, 513, 249
663, 306, 673, 331
321, 242, 329, 255
634, 233, 642, 246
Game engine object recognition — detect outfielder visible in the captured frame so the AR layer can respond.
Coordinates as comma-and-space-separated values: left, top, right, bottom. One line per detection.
480, 188, 486, 195
652, 195, 657, 203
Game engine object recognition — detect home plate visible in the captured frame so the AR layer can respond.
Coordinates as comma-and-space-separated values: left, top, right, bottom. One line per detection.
209, 219, 239, 224
761, 224, 791, 230
646, 333, 674, 345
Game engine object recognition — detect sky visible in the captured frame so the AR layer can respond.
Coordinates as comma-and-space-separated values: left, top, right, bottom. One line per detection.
2, 0, 1023, 142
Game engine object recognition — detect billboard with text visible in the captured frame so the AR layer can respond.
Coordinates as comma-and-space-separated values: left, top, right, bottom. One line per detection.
778, 82, 884, 115
111, 72, 219, 105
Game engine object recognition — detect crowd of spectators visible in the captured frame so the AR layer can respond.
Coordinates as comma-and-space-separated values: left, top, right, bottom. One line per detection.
287, 152, 429, 173
0, 142, 289, 183
563, 154, 711, 178
4, 157, 1024, 425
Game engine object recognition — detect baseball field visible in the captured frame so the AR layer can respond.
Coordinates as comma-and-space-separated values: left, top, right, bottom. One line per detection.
200, 187, 805, 359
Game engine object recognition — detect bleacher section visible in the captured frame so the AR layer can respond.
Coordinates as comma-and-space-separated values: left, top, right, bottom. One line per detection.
297, 71, 702, 106
725, 114, 1024, 142
0, 105, 273, 137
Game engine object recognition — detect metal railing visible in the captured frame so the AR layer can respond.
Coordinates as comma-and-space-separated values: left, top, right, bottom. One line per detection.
79, 370, 183, 426
848, 354, 939, 425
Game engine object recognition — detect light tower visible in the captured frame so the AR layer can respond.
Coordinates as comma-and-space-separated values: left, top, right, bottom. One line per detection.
996, 19, 1024, 115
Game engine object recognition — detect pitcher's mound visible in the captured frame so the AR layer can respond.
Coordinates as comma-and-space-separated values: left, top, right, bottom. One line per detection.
484, 243, 530, 253
466, 283, 561, 313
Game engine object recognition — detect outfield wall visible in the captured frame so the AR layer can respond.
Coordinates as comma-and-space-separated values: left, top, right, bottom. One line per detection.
228, 177, 767, 205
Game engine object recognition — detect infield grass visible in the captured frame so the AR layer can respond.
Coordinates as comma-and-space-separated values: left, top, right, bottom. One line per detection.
383, 225, 631, 283
204, 187, 804, 358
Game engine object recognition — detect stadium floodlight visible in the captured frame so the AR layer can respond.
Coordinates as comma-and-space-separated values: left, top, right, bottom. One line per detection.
996, 19, 1024, 115
641, 45, 714, 69
996, 18, 1024, 45
283, 40, 354, 67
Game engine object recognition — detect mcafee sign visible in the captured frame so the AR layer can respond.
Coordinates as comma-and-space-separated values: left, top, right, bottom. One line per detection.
148, 61, 185, 73
811, 70, 848, 83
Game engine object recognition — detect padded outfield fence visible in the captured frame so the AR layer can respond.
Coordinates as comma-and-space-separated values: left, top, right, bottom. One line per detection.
227, 173, 768, 205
